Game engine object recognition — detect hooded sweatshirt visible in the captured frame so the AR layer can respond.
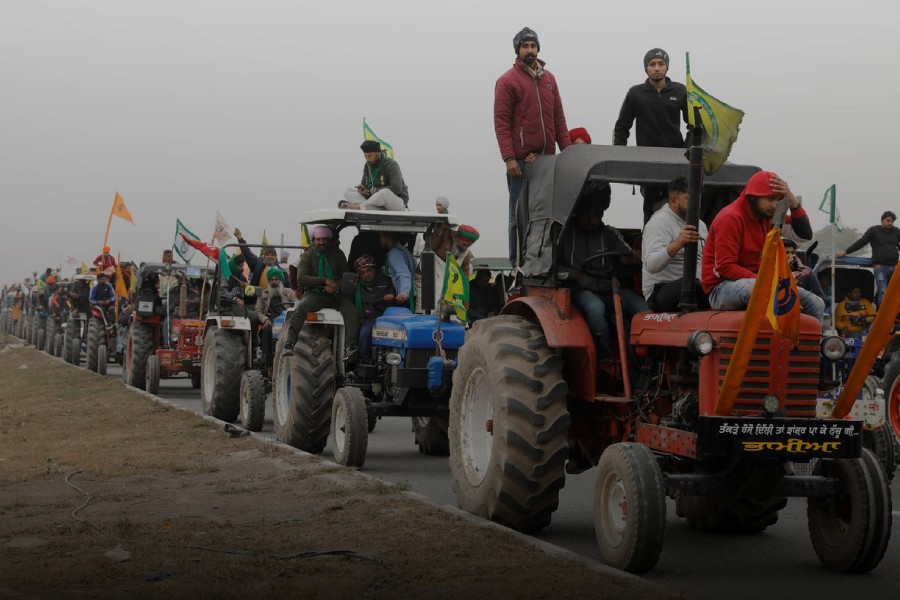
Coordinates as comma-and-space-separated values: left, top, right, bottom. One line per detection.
701, 171, 808, 294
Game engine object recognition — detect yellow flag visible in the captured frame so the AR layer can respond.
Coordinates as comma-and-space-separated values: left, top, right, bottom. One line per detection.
765, 233, 801, 345
111, 192, 134, 224
80, 262, 90, 274
261, 230, 269, 246
363, 118, 394, 160
442, 254, 470, 322
115, 264, 129, 299
686, 53, 744, 175
300, 224, 310, 247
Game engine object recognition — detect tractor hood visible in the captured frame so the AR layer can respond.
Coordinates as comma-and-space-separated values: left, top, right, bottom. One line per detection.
373, 307, 466, 350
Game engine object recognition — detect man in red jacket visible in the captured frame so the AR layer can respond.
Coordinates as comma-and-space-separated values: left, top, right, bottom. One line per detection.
701, 171, 825, 321
494, 27, 570, 268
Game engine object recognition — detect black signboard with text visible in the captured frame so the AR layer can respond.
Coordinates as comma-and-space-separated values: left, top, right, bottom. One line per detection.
697, 417, 863, 460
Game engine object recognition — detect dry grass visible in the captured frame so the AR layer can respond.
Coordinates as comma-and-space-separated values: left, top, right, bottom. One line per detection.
0, 336, 688, 599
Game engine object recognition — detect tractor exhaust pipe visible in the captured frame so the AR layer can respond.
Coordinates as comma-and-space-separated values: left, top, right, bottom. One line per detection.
679, 107, 704, 313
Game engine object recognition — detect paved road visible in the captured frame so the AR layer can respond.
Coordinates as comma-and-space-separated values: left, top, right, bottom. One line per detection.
106, 364, 899, 600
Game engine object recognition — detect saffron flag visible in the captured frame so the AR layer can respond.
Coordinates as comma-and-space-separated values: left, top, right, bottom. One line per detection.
213, 211, 233, 245
111, 192, 134, 224
363, 118, 395, 160
765, 232, 801, 345
817, 184, 844, 232
686, 53, 744, 175
442, 254, 470, 322
173, 219, 201, 263
180, 233, 220, 262
218, 248, 233, 281
114, 263, 129, 299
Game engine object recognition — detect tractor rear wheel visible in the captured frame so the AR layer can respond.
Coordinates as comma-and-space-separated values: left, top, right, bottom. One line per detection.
86, 319, 101, 372
276, 329, 335, 453
449, 315, 570, 533
97, 345, 108, 376
200, 325, 244, 422
412, 416, 449, 455
593, 443, 666, 573
331, 386, 368, 468
146, 354, 160, 395
36, 328, 46, 354
239, 370, 266, 432
126, 323, 154, 389
880, 356, 900, 456
808, 448, 892, 572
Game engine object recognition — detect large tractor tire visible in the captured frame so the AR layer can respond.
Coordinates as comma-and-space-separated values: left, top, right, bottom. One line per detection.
125, 323, 154, 389
146, 354, 160, 395
200, 325, 244, 422
86, 319, 102, 372
412, 416, 450, 456
53, 331, 63, 358
449, 315, 570, 533
593, 443, 666, 574
36, 328, 46, 354
808, 448, 892, 572
97, 345, 108, 376
239, 370, 266, 432
331, 386, 368, 468
24, 313, 33, 343
44, 320, 56, 354
275, 328, 336, 453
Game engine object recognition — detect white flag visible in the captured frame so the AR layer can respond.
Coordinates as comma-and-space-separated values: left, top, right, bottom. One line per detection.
213, 211, 233, 245
173, 219, 200, 263
817, 184, 844, 232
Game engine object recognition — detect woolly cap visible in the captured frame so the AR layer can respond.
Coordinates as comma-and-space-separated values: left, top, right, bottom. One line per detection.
311, 225, 333, 240
644, 48, 669, 68
360, 140, 382, 153
513, 27, 539, 54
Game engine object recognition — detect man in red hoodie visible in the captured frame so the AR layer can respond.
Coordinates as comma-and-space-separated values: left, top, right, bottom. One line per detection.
494, 27, 570, 268
701, 171, 825, 321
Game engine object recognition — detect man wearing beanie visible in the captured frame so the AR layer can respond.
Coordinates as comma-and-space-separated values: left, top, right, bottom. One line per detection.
613, 48, 690, 224
494, 26, 571, 268
341, 140, 409, 211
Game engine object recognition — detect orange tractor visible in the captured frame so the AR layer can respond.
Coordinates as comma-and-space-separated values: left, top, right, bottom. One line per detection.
448, 142, 892, 574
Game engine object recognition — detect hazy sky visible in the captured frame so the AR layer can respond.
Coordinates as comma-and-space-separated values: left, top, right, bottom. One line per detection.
2, 1, 898, 285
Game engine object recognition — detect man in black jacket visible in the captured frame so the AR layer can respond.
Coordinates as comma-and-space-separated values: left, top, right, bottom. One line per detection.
838, 210, 900, 306
613, 48, 690, 224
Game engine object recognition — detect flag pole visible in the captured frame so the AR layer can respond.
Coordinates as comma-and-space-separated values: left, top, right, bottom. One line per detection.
103, 192, 117, 247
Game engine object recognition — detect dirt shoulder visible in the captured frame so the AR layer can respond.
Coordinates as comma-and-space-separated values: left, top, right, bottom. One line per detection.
0, 336, 686, 599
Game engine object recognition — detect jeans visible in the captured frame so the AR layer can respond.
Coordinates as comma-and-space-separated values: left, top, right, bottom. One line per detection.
874, 264, 895, 307
359, 319, 375, 359
506, 159, 525, 267
709, 278, 825, 322
572, 288, 648, 358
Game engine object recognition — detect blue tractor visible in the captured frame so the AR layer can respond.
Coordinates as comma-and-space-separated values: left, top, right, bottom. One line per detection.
271, 209, 464, 468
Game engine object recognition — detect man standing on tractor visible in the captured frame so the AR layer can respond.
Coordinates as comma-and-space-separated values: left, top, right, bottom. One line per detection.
282, 226, 349, 357
494, 27, 571, 267
837, 210, 900, 307
93, 246, 117, 271
557, 186, 648, 358
701, 171, 825, 321
256, 267, 295, 365
641, 177, 708, 312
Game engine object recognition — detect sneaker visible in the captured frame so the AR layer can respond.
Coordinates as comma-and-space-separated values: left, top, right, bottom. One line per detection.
282, 342, 294, 357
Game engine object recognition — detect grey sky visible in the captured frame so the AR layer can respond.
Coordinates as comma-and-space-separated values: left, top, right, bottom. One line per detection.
2, 0, 898, 286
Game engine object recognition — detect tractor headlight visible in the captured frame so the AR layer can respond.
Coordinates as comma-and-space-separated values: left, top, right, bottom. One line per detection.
687, 330, 714, 356
763, 394, 781, 416
385, 352, 402, 366
821, 336, 847, 361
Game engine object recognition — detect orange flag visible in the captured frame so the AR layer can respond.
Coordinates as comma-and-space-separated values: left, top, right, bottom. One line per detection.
765, 233, 800, 345
115, 263, 129, 299
111, 192, 134, 224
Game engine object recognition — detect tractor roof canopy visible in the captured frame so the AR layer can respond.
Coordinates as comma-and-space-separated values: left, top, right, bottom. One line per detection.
519, 144, 761, 278
297, 209, 458, 234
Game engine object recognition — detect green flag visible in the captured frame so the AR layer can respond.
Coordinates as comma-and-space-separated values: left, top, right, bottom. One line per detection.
218, 248, 233, 281
817, 184, 844, 232
686, 53, 745, 175
173, 219, 200, 263
363, 118, 394, 160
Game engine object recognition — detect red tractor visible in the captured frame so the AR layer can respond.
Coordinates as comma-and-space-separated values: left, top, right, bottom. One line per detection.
122, 263, 212, 394
448, 143, 892, 574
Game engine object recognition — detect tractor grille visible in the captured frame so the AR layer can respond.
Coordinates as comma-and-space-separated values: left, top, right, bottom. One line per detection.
716, 333, 821, 417
405, 348, 457, 369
